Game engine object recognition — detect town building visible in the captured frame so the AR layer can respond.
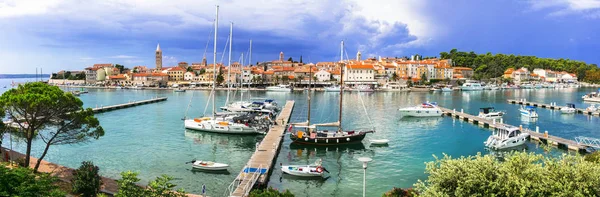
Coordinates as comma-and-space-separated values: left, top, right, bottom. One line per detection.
315, 70, 330, 82
344, 62, 376, 86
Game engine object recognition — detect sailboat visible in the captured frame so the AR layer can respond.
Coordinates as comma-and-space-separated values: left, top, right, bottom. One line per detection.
289, 41, 374, 145
184, 6, 262, 135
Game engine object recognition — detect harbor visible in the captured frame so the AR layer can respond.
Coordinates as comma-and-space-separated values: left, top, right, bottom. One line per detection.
507, 99, 600, 116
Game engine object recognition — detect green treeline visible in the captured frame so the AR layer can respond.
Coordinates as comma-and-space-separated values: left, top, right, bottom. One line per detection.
439, 49, 600, 82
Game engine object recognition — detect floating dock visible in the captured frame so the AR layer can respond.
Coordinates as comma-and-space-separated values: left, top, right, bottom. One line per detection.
438, 106, 590, 153
227, 100, 295, 197
92, 97, 168, 113
507, 99, 600, 116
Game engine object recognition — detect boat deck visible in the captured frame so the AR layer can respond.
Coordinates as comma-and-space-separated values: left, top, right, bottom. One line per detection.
507, 99, 600, 116
229, 100, 295, 197
438, 106, 589, 153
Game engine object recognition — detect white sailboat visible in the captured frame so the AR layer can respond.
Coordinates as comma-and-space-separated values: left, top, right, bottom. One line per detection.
184, 6, 261, 135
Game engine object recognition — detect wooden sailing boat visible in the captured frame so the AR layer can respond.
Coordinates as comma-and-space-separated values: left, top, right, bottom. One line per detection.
289, 41, 374, 145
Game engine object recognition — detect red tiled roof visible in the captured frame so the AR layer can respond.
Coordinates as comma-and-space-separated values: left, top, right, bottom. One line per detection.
347, 64, 374, 69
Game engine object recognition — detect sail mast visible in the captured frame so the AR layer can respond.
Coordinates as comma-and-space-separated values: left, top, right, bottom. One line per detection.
307, 64, 311, 126
226, 22, 232, 105
338, 40, 344, 130
212, 5, 218, 118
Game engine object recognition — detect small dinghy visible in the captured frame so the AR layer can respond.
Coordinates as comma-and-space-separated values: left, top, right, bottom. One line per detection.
281, 159, 328, 177
189, 160, 229, 171
370, 139, 389, 145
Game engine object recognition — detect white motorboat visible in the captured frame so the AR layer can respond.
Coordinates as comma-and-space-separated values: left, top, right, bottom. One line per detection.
586, 104, 598, 112
370, 139, 389, 145
582, 89, 600, 103
534, 84, 543, 89
484, 126, 530, 150
398, 102, 443, 117
461, 81, 483, 91
174, 88, 186, 92
478, 107, 504, 120
519, 106, 538, 118
520, 83, 534, 89
266, 84, 292, 92
281, 159, 327, 177
380, 82, 408, 92
191, 160, 229, 171
352, 84, 374, 92
441, 87, 453, 92
560, 103, 576, 114
324, 86, 341, 92
184, 117, 263, 134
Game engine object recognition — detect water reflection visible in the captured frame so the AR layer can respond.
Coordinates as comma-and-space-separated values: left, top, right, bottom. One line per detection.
184, 130, 260, 151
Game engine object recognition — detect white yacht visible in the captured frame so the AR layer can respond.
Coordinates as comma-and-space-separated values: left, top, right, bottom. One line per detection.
586, 104, 598, 112
461, 81, 483, 91
484, 126, 530, 150
380, 82, 409, 92
582, 89, 600, 103
266, 84, 292, 92
324, 86, 341, 92
441, 86, 453, 92
352, 84, 374, 92
398, 102, 443, 117
520, 83, 534, 89
519, 106, 538, 118
560, 103, 576, 114
478, 107, 504, 120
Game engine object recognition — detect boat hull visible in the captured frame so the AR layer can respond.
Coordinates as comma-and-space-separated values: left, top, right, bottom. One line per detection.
281, 165, 323, 177
184, 119, 261, 134
192, 161, 229, 171
289, 131, 371, 145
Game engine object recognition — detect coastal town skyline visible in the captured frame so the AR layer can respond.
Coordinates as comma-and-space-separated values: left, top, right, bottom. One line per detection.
2, 0, 600, 74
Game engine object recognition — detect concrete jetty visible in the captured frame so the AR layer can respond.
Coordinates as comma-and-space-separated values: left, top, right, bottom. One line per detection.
507, 99, 600, 116
93, 97, 167, 113
439, 106, 590, 153
227, 100, 295, 197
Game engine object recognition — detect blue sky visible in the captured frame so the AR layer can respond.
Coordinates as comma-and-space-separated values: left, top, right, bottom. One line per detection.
0, 0, 599, 74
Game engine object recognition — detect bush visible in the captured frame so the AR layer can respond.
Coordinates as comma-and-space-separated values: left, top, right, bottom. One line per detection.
382, 187, 418, 197
585, 151, 600, 163
249, 187, 294, 197
115, 171, 187, 197
0, 164, 65, 196
415, 152, 600, 196
72, 161, 102, 197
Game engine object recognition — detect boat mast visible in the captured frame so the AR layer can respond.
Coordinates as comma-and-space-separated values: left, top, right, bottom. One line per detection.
338, 40, 344, 131
240, 53, 244, 102
212, 5, 218, 118
226, 22, 232, 105
307, 64, 311, 126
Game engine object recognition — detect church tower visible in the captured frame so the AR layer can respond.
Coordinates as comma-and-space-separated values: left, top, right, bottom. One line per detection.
155, 43, 162, 71
202, 56, 207, 66
357, 51, 362, 61
279, 52, 284, 61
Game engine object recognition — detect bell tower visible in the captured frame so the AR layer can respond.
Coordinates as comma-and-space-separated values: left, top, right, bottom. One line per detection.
156, 43, 162, 71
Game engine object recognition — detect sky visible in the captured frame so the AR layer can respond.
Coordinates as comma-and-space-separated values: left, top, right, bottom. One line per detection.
1, 0, 600, 74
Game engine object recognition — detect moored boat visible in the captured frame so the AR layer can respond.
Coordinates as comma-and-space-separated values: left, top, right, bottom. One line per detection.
191, 160, 229, 171
560, 103, 576, 114
266, 84, 292, 92
461, 81, 483, 91
519, 106, 538, 118
398, 102, 442, 117
324, 86, 341, 92
478, 107, 504, 120
281, 159, 328, 177
484, 126, 529, 150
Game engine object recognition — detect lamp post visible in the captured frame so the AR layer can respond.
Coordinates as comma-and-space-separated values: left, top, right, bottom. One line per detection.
358, 157, 372, 197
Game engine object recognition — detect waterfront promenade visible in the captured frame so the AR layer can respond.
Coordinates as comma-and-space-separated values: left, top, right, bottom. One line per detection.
438, 106, 590, 152
228, 100, 295, 197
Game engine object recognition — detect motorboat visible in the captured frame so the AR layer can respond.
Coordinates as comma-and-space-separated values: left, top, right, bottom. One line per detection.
519, 106, 538, 118
520, 83, 534, 89
324, 86, 341, 92
281, 159, 328, 177
586, 104, 598, 112
266, 84, 292, 92
484, 126, 530, 150
461, 81, 483, 91
410, 85, 430, 92
184, 116, 265, 134
534, 84, 543, 89
398, 102, 443, 117
431, 87, 441, 92
370, 139, 389, 145
582, 89, 600, 103
380, 82, 408, 92
191, 160, 229, 171
174, 88, 186, 92
560, 103, 576, 114
478, 107, 504, 120
441, 87, 453, 92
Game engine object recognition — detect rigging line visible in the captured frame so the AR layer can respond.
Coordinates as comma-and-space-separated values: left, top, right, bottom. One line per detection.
343, 44, 375, 130
203, 90, 214, 116
203, 20, 215, 60
183, 89, 195, 119
220, 34, 230, 64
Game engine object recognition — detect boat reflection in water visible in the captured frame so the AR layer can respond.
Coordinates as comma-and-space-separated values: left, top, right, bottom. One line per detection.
399, 116, 443, 126
487, 144, 529, 159
184, 129, 261, 151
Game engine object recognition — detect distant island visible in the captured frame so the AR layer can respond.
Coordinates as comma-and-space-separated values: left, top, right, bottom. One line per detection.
0, 74, 50, 79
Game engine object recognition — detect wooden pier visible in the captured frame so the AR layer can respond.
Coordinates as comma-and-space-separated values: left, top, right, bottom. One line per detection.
439, 106, 590, 153
92, 97, 168, 113
228, 100, 295, 197
507, 99, 600, 116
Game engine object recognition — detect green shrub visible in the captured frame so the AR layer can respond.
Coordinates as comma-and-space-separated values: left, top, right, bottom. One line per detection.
415, 152, 600, 196
585, 151, 600, 163
249, 187, 294, 197
382, 187, 418, 197
0, 164, 65, 196
72, 161, 102, 197
115, 171, 187, 197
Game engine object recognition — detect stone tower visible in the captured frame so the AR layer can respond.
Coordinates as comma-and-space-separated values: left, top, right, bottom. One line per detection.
202, 56, 207, 66
279, 52, 284, 61
357, 51, 362, 61
155, 43, 162, 71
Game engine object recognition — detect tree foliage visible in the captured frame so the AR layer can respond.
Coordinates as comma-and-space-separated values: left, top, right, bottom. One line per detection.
0, 164, 65, 197
115, 64, 125, 74
72, 161, 102, 197
415, 152, 600, 196
115, 171, 187, 197
217, 72, 225, 85
0, 82, 104, 171
585, 151, 600, 164
249, 187, 294, 197
440, 49, 599, 81
382, 187, 418, 197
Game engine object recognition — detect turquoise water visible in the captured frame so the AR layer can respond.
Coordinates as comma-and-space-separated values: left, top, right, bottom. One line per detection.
1, 78, 599, 196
